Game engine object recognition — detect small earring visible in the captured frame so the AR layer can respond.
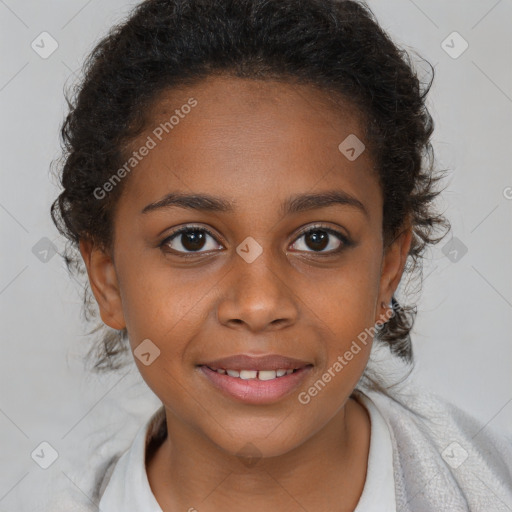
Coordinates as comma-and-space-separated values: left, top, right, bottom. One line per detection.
377, 301, 392, 325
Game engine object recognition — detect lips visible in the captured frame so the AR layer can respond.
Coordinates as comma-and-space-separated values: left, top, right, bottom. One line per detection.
197, 354, 313, 404
198, 354, 311, 371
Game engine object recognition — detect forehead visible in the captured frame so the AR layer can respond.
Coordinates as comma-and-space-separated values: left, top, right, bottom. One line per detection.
118, 75, 380, 220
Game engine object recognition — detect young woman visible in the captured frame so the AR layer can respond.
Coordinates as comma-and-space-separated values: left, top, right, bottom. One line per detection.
48, 0, 512, 510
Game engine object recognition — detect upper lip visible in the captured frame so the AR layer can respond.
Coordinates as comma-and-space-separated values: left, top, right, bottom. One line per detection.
199, 354, 312, 371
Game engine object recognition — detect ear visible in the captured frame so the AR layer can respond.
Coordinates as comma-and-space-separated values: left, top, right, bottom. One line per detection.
79, 239, 126, 330
374, 224, 413, 324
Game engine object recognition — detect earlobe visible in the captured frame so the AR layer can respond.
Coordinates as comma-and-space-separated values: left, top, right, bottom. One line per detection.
375, 225, 413, 323
79, 239, 126, 330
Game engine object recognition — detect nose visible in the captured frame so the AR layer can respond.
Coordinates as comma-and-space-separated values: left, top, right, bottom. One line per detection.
216, 247, 299, 333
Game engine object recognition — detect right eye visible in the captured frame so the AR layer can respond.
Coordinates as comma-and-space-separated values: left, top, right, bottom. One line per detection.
160, 225, 224, 255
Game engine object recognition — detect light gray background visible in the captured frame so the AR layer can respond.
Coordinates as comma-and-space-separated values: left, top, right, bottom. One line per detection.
1, 0, 511, 510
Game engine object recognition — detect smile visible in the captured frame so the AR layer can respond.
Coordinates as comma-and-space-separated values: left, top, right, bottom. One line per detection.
208, 367, 296, 380
198, 364, 313, 404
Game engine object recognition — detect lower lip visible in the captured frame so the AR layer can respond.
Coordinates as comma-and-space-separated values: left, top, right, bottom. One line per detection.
199, 365, 313, 405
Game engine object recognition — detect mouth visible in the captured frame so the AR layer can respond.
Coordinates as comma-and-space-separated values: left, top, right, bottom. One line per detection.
206, 367, 299, 380
197, 354, 313, 404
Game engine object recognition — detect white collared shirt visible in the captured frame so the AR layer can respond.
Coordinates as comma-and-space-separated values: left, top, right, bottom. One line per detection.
353, 392, 397, 511
98, 391, 396, 511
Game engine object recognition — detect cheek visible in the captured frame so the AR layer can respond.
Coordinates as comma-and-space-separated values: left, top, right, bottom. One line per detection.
305, 249, 381, 385
297, 266, 378, 416
116, 266, 207, 398
307, 251, 382, 336
116, 254, 216, 356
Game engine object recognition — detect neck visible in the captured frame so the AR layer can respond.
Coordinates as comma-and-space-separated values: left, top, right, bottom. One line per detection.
147, 396, 370, 512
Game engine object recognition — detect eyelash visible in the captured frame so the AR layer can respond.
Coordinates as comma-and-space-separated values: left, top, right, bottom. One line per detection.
159, 224, 351, 257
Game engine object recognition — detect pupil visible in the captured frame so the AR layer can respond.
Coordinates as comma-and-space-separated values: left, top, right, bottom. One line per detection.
182, 230, 206, 251
306, 230, 328, 251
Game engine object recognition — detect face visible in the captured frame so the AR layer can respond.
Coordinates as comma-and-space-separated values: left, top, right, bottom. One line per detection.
81, 75, 411, 459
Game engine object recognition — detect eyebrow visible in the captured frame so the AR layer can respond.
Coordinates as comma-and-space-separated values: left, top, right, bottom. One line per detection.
141, 190, 368, 218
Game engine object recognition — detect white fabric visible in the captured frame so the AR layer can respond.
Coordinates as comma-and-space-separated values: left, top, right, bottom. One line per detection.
97, 391, 396, 512
98, 408, 163, 512
369, 385, 512, 511
39, 378, 512, 511
354, 392, 396, 511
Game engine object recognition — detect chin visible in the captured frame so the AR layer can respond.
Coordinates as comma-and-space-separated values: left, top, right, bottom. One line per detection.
201, 417, 307, 461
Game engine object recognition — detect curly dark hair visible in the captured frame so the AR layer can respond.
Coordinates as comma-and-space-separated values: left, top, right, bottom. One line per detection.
51, 0, 450, 375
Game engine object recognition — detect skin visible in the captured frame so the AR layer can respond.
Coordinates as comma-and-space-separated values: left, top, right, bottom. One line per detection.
80, 75, 412, 511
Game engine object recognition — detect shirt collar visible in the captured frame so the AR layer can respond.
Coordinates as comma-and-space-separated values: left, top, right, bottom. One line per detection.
98, 405, 166, 512
353, 390, 397, 511
99, 392, 395, 511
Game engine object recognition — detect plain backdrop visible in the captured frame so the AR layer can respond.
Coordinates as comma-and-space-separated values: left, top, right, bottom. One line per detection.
1, 0, 511, 510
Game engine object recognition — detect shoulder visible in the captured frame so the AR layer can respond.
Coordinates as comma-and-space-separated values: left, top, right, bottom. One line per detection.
366, 384, 512, 470
359, 384, 512, 510
39, 405, 165, 512
39, 442, 125, 512
97, 405, 167, 501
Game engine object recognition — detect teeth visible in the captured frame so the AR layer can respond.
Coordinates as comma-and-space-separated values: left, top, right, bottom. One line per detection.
214, 368, 297, 380
239, 370, 258, 380
258, 370, 277, 381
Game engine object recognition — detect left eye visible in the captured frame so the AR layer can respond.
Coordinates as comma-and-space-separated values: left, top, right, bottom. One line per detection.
290, 226, 347, 254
